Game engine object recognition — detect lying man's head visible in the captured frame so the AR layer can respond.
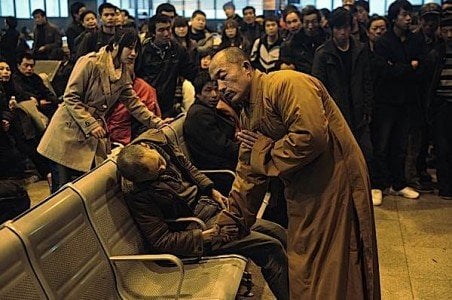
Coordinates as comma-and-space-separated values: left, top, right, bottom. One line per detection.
117, 143, 167, 183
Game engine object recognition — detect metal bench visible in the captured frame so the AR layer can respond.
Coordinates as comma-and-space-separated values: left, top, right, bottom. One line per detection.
68, 159, 248, 299
0, 226, 47, 299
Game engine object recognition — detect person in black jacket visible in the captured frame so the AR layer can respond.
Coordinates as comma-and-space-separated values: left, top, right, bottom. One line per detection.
13, 52, 58, 119
66, 2, 86, 55
75, 3, 117, 60
424, 15, 452, 199
280, 5, 327, 74
184, 72, 239, 171
1, 58, 51, 181
0, 17, 20, 71
312, 7, 376, 202
138, 14, 198, 117
372, 0, 425, 200
0, 60, 25, 179
117, 129, 289, 300
184, 72, 240, 195
31, 9, 62, 60
240, 6, 263, 46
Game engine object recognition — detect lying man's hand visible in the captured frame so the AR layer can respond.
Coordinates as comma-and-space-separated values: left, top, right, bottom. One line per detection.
219, 225, 240, 242
202, 224, 220, 242
211, 189, 227, 209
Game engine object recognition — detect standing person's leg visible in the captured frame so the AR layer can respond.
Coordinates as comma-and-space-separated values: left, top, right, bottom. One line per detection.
207, 230, 289, 300
14, 136, 50, 179
51, 162, 84, 192
434, 103, 452, 198
405, 105, 422, 185
389, 105, 411, 191
371, 105, 395, 191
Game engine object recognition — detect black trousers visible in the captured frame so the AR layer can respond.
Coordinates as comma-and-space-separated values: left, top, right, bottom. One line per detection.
371, 105, 410, 190
433, 102, 452, 196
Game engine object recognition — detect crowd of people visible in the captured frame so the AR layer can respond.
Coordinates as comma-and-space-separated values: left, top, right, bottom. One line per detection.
1, 0, 451, 298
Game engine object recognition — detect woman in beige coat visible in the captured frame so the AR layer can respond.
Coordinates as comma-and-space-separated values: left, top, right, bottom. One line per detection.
38, 29, 164, 192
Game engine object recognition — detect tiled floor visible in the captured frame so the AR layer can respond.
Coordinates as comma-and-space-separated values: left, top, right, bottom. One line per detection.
26, 181, 452, 299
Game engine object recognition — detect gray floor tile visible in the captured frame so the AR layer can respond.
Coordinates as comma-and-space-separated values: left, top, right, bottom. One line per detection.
397, 200, 452, 224
380, 274, 413, 300
378, 244, 409, 277
411, 278, 452, 300
400, 219, 452, 248
405, 247, 451, 280
376, 220, 404, 247
374, 196, 399, 221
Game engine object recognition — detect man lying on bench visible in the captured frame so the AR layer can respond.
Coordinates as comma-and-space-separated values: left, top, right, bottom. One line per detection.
117, 129, 289, 300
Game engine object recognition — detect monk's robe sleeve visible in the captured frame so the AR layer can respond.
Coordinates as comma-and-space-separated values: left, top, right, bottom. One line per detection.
250, 76, 330, 177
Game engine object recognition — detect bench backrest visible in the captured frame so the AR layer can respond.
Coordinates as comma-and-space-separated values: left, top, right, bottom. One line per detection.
68, 160, 145, 257
0, 226, 47, 299
4, 187, 119, 300
161, 113, 192, 160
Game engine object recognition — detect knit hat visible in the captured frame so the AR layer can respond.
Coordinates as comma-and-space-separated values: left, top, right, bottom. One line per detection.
419, 3, 441, 18
330, 7, 353, 29
440, 15, 452, 27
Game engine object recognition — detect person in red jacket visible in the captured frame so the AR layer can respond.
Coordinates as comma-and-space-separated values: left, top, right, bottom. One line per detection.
107, 62, 162, 145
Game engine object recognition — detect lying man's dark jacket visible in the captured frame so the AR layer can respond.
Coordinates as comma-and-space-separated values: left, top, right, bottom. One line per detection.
124, 130, 222, 257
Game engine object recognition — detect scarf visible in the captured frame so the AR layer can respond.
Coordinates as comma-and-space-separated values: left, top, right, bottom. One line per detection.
95, 46, 122, 95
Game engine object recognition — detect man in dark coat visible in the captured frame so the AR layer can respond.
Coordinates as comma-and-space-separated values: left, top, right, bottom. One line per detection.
424, 15, 452, 199
138, 14, 198, 117
13, 52, 58, 119
279, 5, 327, 74
312, 7, 374, 177
31, 9, 62, 60
184, 72, 239, 171
75, 3, 117, 60
184, 72, 240, 195
66, 2, 86, 54
372, 0, 425, 199
116, 129, 289, 300
240, 6, 263, 45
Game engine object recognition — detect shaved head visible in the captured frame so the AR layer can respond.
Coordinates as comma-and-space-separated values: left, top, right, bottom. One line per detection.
209, 47, 250, 73
209, 47, 254, 106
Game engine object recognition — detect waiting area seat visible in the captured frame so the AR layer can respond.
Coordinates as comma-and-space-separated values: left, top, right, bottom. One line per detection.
0, 226, 47, 299
67, 159, 247, 299
1, 160, 247, 299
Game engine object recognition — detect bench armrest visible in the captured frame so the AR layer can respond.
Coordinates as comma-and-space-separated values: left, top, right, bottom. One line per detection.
166, 217, 207, 230
110, 254, 184, 299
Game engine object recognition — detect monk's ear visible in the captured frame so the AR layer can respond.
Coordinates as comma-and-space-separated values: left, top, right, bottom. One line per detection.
242, 60, 252, 72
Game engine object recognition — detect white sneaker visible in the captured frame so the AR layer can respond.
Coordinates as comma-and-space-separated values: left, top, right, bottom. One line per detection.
371, 189, 383, 206
389, 186, 420, 199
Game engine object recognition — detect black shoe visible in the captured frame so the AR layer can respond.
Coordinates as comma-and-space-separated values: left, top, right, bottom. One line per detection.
419, 171, 433, 183
409, 180, 434, 193
439, 194, 452, 200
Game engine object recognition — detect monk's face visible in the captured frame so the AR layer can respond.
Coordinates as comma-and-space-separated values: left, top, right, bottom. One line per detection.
209, 53, 252, 106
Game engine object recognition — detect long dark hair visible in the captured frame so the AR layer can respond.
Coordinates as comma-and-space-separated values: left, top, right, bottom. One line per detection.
0, 58, 16, 101
107, 28, 138, 52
